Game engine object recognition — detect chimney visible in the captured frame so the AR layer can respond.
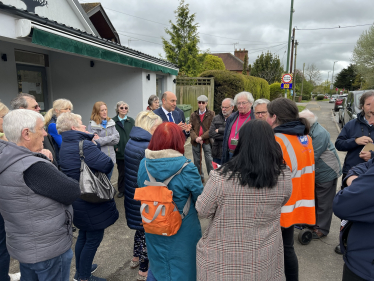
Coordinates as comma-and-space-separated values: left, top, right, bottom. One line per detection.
234, 48, 248, 62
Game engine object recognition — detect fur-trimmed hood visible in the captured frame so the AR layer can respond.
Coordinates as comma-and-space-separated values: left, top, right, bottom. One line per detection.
145, 149, 183, 159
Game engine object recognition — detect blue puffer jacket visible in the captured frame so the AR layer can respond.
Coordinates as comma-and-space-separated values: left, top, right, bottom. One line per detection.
124, 126, 152, 230
335, 113, 374, 174
333, 158, 374, 280
59, 130, 118, 231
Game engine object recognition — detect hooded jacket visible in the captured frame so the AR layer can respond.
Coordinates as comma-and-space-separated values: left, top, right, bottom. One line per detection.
124, 126, 152, 230
335, 113, 374, 174
59, 130, 118, 231
333, 158, 374, 280
0, 140, 78, 263
87, 119, 120, 164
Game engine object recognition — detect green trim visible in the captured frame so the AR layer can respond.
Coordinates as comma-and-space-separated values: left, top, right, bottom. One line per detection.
31, 28, 178, 76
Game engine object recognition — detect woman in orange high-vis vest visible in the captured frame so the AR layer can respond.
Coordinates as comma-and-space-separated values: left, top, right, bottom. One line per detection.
266, 98, 315, 281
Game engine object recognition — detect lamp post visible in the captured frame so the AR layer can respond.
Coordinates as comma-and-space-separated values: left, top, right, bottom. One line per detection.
285, 0, 294, 98
332, 61, 338, 92
350, 79, 353, 91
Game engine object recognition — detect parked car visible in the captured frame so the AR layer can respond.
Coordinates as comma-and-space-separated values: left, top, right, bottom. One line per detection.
329, 94, 338, 103
334, 94, 348, 112
338, 97, 347, 124
340, 90, 371, 127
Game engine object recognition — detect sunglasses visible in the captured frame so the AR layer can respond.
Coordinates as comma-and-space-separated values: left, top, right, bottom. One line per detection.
198, 101, 206, 104
120, 107, 128, 110
33, 104, 41, 109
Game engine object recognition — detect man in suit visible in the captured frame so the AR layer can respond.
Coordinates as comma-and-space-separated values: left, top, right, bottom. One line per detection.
153, 91, 191, 137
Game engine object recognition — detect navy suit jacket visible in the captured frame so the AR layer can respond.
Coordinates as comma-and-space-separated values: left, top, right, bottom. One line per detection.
153, 107, 189, 138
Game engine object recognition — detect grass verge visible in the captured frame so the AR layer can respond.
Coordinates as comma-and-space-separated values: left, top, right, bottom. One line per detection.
298, 105, 306, 112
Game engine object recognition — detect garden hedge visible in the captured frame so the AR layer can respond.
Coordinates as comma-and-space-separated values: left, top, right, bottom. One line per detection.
199, 70, 270, 113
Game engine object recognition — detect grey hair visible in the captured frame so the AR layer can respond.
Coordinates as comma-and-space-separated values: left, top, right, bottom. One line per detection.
10, 93, 36, 109
56, 112, 82, 134
299, 109, 318, 125
234, 91, 254, 106
253, 98, 270, 109
222, 98, 234, 106
3, 109, 44, 144
115, 101, 129, 114
148, 95, 159, 106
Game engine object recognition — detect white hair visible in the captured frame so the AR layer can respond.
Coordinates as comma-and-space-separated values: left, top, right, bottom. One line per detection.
253, 98, 270, 109
3, 109, 44, 144
56, 112, 82, 134
234, 91, 254, 106
222, 98, 234, 106
299, 109, 318, 125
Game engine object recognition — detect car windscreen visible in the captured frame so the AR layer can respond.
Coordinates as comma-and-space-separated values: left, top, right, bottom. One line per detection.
332, 95, 338, 98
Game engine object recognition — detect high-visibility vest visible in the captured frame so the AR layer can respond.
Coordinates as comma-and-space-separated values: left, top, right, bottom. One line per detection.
275, 133, 316, 228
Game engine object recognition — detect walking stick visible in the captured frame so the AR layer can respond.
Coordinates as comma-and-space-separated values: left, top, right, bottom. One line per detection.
200, 143, 203, 183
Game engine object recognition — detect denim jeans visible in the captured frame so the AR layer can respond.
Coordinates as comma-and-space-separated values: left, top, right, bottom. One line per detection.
75, 229, 104, 280
0, 214, 10, 281
107, 167, 114, 181
147, 268, 157, 281
229, 152, 234, 160
212, 158, 221, 165
20, 248, 73, 281
282, 226, 298, 281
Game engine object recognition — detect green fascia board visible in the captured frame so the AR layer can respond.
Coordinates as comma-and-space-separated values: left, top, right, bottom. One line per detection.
31, 28, 179, 76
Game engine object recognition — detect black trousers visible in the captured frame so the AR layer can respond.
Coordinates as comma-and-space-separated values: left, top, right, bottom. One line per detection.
343, 264, 367, 281
282, 226, 298, 281
116, 159, 125, 193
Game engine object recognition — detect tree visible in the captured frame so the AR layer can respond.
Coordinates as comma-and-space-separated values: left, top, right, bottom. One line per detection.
21, 0, 47, 13
242, 54, 248, 75
334, 64, 358, 91
304, 63, 321, 86
250, 52, 282, 84
201, 55, 225, 72
162, 0, 204, 77
352, 25, 374, 88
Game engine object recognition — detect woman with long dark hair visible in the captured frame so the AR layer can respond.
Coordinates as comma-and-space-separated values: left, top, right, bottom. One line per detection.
196, 119, 292, 281
266, 97, 315, 281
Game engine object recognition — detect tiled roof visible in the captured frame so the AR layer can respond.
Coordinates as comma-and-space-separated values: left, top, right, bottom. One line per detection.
0, 1, 178, 70
212, 53, 244, 71
80, 3, 100, 14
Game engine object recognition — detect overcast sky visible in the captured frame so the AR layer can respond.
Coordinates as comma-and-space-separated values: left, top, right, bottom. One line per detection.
82, 0, 374, 83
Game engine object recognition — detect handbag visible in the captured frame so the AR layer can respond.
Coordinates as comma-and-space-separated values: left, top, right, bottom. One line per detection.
79, 140, 117, 203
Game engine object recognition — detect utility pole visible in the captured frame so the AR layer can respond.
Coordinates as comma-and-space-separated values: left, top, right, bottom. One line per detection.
290, 28, 295, 73
285, 0, 294, 98
292, 40, 298, 102
301, 62, 305, 98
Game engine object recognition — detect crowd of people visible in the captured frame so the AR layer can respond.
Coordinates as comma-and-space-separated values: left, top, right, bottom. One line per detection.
0, 89, 373, 281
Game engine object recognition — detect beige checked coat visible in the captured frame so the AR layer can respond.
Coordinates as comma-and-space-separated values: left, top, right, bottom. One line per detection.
196, 168, 292, 281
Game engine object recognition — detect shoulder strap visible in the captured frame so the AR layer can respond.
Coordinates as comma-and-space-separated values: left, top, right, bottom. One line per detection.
144, 160, 189, 186
79, 140, 84, 160
197, 114, 207, 132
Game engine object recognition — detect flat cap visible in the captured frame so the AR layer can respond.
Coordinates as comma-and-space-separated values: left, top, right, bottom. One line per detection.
197, 95, 208, 102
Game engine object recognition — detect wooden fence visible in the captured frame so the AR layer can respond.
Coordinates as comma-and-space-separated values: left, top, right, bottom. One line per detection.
176, 77, 214, 112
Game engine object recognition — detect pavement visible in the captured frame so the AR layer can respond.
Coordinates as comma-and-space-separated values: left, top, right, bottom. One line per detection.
8, 100, 346, 280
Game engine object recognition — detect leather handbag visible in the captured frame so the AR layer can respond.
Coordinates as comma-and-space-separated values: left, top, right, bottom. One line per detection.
79, 140, 117, 203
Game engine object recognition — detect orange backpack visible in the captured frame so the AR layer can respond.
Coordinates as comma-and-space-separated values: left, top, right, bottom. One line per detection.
134, 160, 191, 236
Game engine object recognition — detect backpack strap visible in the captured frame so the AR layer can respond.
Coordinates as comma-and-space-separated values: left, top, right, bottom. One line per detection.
140, 204, 166, 223
79, 140, 84, 159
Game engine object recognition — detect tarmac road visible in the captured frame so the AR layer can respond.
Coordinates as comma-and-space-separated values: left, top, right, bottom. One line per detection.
8, 100, 346, 280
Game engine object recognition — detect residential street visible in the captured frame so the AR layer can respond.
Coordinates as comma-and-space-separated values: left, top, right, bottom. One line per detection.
8, 101, 346, 281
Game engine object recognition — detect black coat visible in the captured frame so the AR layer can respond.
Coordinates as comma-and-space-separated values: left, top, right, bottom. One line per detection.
209, 113, 227, 159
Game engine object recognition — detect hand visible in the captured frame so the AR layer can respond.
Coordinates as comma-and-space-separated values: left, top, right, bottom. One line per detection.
346, 175, 358, 186
199, 139, 204, 144
196, 137, 202, 143
359, 150, 372, 161
92, 140, 97, 145
40, 149, 53, 161
93, 134, 100, 140
184, 124, 192, 132
355, 136, 373, 145
215, 129, 219, 133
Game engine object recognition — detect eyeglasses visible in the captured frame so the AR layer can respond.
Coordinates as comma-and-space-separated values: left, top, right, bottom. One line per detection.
221, 106, 231, 109
236, 101, 249, 106
120, 107, 128, 110
198, 101, 206, 104
255, 111, 268, 115
33, 104, 41, 109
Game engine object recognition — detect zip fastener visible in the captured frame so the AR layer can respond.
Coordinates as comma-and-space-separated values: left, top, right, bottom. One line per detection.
105, 128, 110, 157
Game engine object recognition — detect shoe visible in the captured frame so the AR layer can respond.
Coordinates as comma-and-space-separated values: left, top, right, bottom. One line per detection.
9, 272, 21, 281
130, 260, 140, 269
137, 273, 147, 281
74, 264, 98, 281
117, 192, 124, 198
335, 244, 343, 255
312, 229, 326, 239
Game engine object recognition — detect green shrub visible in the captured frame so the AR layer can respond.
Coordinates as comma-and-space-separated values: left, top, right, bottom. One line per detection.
203, 55, 225, 71
316, 95, 324, 101
199, 70, 270, 113
269, 83, 283, 101
302, 93, 311, 100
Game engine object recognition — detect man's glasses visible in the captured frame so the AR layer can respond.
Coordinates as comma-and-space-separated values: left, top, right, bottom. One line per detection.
198, 101, 206, 104
33, 104, 41, 109
221, 106, 231, 109
255, 111, 268, 116
120, 107, 128, 110
236, 101, 249, 106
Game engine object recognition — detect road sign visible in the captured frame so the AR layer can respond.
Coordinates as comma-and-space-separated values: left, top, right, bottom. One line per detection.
282, 73, 293, 84
281, 83, 292, 89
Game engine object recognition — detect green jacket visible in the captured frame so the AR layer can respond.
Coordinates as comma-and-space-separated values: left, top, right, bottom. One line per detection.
112, 115, 135, 160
